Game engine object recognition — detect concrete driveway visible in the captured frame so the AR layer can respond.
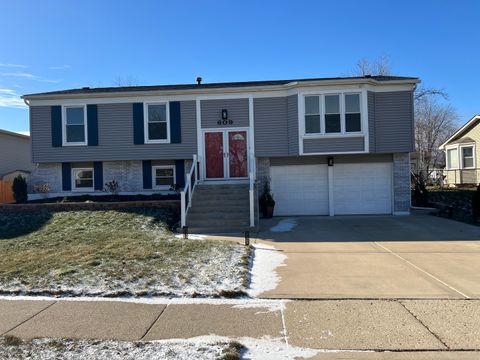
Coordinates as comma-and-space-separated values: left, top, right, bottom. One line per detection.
256, 215, 480, 299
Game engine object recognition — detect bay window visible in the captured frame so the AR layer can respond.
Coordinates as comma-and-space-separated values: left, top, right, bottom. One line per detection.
303, 93, 362, 135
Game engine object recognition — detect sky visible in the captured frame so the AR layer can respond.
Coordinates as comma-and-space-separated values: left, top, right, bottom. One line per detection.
0, 0, 479, 134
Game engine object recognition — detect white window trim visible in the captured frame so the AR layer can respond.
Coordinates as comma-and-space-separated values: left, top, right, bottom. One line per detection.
144, 102, 170, 144
152, 165, 176, 190
62, 105, 88, 146
445, 143, 476, 170
302, 92, 364, 138
71, 167, 94, 192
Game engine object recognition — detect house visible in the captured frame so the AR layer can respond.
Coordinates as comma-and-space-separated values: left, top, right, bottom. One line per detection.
23, 75, 419, 231
0, 129, 33, 181
439, 115, 480, 187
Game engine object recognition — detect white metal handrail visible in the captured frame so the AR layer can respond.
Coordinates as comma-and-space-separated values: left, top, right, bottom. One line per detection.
180, 154, 198, 228
248, 152, 256, 228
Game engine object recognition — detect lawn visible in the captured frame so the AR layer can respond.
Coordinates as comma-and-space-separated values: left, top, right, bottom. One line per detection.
0, 209, 249, 297
0, 336, 244, 360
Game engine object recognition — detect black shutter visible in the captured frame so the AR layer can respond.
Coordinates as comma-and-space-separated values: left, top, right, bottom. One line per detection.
133, 103, 144, 144
51, 106, 62, 147
142, 160, 152, 189
93, 161, 103, 190
62, 162, 71, 191
169, 101, 181, 143
87, 105, 98, 146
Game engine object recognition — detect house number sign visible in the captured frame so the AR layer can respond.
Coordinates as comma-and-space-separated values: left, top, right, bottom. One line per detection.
217, 119, 234, 125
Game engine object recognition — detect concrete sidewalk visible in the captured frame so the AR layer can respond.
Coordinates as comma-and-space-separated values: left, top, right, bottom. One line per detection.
2, 298, 480, 356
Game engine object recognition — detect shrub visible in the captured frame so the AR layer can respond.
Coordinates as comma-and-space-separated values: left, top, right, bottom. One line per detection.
12, 175, 28, 204
33, 183, 51, 193
104, 180, 120, 196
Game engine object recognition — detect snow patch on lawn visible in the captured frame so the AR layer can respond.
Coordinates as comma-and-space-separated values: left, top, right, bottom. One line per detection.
248, 243, 287, 297
174, 234, 207, 240
269, 219, 298, 232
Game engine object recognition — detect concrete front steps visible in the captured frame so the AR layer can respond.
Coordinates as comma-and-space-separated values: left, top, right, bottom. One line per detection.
186, 183, 256, 233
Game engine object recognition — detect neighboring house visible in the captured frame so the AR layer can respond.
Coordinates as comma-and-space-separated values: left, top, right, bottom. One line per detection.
439, 115, 480, 187
0, 129, 33, 181
23, 75, 418, 230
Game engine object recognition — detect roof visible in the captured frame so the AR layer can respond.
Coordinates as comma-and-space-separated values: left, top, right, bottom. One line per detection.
439, 115, 480, 149
0, 128, 30, 140
22, 75, 419, 99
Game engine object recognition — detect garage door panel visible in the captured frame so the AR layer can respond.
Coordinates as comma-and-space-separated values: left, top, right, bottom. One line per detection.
271, 165, 328, 216
333, 163, 392, 215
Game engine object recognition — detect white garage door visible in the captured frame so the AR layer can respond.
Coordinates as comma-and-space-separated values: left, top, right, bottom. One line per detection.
270, 164, 329, 215
333, 163, 392, 215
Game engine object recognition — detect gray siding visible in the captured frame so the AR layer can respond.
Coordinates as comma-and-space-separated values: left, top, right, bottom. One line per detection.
368, 91, 376, 152
254, 97, 289, 157
31, 101, 197, 163
0, 133, 33, 176
373, 91, 414, 153
270, 153, 392, 166
287, 94, 299, 155
303, 137, 365, 153
201, 98, 249, 128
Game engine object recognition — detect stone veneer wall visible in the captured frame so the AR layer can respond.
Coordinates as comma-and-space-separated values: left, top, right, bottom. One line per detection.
29, 160, 190, 195
393, 152, 411, 214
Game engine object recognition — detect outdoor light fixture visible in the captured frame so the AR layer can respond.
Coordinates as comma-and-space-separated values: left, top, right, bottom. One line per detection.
328, 157, 334, 166
221, 109, 228, 120
244, 231, 250, 246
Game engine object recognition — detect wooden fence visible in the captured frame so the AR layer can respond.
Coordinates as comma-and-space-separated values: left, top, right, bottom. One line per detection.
0, 180, 15, 204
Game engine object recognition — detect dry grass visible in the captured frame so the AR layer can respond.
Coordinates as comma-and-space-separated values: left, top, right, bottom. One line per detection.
0, 209, 248, 297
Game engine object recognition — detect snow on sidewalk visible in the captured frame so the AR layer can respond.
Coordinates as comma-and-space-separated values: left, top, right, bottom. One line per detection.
248, 243, 287, 297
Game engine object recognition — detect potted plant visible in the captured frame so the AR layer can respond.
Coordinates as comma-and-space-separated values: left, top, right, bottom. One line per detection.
259, 177, 275, 218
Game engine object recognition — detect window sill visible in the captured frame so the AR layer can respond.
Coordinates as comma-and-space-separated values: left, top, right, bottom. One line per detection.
62, 142, 88, 147
144, 140, 171, 144
303, 133, 364, 139
71, 188, 95, 192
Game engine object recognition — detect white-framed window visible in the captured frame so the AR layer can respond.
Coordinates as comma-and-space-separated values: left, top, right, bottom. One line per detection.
63, 105, 87, 146
446, 144, 476, 170
152, 166, 175, 189
72, 168, 94, 191
303, 93, 362, 136
345, 94, 362, 133
144, 102, 170, 143
304, 96, 321, 134
461, 146, 474, 169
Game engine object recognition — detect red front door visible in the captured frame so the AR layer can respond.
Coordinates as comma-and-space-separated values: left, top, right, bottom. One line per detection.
204, 130, 248, 179
205, 132, 224, 179
228, 131, 248, 178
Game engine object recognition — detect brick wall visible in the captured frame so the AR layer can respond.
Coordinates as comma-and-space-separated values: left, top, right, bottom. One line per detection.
393, 152, 411, 213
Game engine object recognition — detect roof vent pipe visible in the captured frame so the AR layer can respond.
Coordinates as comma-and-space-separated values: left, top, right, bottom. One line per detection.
196, 77, 202, 85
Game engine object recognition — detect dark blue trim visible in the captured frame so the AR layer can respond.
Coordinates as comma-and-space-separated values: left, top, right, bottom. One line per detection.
51, 106, 62, 147
142, 160, 152, 189
87, 105, 98, 146
133, 103, 144, 145
169, 101, 181, 144
175, 160, 185, 189
62, 162, 71, 191
93, 161, 103, 190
